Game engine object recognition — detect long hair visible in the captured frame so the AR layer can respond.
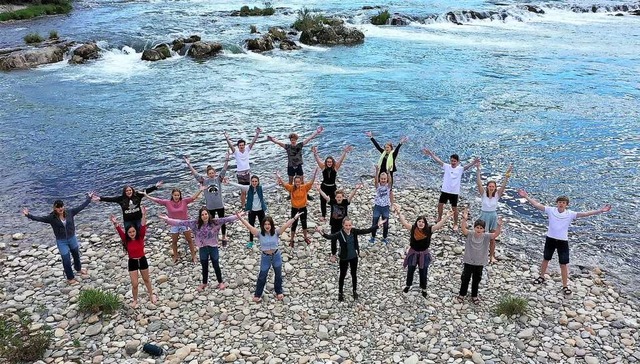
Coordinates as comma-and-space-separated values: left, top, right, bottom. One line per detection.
196, 206, 212, 229
171, 188, 183, 201
260, 216, 276, 236
324, 156, 337, 171
411, 216, 429, 237
121, 185, 140, 206
486, 181, 497, 198
52, 200, 67, 219
122, 225, 140, 252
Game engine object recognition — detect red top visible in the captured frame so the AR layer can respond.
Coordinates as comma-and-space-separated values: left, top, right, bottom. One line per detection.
116, 225, 147, 259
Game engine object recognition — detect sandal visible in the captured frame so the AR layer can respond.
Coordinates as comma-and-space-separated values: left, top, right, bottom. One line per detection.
562, 287, 572, 296
472, 297, 481, 305
304, 237, 311, 245
455, 295, 465, 304
532, 276, 545, 285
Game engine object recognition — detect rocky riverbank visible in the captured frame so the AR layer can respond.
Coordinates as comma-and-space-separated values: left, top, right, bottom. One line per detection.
1, 187, 638, 363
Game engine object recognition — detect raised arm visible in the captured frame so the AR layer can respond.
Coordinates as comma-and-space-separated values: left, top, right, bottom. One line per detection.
190, 184, 205, 200
311, 146, 325, 169
335, 145, 353, 170
422, 148, 444, 166
431, 211, 453, 232
392, 136, 407, 158
249, 127, 262, 149
347, 183, 363, 202
302, 126, 324, 146
266, 135, 286, 148
22, 208, 52, 223
373, 165, 380, 188
235, 211, 260, 236
368, 133, 384, 153
221, 153, 231, 175
460, 208, 470, 236
226, 181, 250, 192
184, 156, 200, 178
278, 212, 303, 236
111, 214, 126, 241
518, 189, 545, 212
141, 191, 164, 205
223, 131, 236, 153
490, 217, 503, 240
392, 204, 412, 230
576, 204, 611, 218
497, 165, 512, 197
475, 160, 485, 196
463, 157, 480, 171
69, 192, 94, 216
141, 206, 147, 227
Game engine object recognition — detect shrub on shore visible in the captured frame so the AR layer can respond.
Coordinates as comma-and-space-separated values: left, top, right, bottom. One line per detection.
494, 295, 528, 316
0, 311, 52, 363
24, 32, 44, 43
371, 10, 391, 25
48, 29, 58, 39
236, 4, 275, 16
0, 1, 72, 22
78, 289, 122, 314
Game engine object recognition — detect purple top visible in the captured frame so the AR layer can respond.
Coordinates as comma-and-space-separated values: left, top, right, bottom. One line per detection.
165, 215, 238, 248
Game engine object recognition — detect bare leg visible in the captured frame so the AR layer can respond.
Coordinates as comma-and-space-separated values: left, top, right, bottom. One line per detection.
489, 236, 497, 263
140, 269, 156, 303
240, 190, 247, 208
540, 259, 550, 278
560, 264, 569, 287
129, 270, 139, 307
452, 206, 459, 230
184, 231, 197, 263
437, 203, 444, 221
170, 233, 179, 262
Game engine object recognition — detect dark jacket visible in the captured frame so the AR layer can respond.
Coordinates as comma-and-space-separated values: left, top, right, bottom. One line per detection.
322, 226, 376, 260
370, 137, 403, 173
100, 185, 157, 222
26, 196, 91, 240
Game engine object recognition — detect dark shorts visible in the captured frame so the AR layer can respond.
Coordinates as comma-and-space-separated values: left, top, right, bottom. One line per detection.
543, 236, 570, 264
237, 170, 251, 185
287, 165, 304, 177
128, 256, 149, 271
438, 192, 459, 207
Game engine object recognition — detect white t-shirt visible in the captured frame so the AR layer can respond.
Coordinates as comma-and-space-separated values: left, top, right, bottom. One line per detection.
234, 146, 251, 171
441, 164, 465, 194
481, 194, 499, 212
545, 206, 578, 241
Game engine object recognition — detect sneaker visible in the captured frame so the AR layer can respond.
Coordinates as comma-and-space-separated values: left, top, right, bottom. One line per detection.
402, 286, 410, 294
307, 194, 314, 201
353, 292, 359, 300
369, 237, 375, 244
289, 240, 294, 248
245, 242, 254, 249
382, 238, 389, 245
286, 195, 291, 200
421, 290, 427, 298
338, 293, 344, 302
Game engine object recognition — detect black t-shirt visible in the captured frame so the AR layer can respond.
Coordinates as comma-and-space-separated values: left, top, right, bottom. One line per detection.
285, 142, 304, 167
329, 199, 350, 224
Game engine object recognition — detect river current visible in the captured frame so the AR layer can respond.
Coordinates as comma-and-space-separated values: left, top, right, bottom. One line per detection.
0, 0, 638, 291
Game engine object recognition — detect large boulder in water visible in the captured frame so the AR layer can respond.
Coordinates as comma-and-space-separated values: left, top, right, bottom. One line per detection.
186, 41, 223, 58
141, 49, 165, 61
246, 36, 274, 52
0, 44, 68, 71
69, 42, 100, 64
299, 21, 365, 46
279, 39, 301, 51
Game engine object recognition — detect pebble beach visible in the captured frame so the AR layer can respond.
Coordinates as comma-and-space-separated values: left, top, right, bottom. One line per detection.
1, 186, 638, 364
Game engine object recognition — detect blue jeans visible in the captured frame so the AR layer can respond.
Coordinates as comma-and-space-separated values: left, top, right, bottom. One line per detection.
56, 236, 82, 280
255, 250, 283, 297
199, 246, 222, 284
371, 205, 390, 238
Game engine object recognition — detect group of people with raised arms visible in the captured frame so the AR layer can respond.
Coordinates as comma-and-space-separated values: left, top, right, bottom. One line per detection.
22, 126, 611, 306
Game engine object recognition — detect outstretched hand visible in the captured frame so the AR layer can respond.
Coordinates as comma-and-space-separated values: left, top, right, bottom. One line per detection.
183, 155, 191, 165
158, 213, 168, 220
266, 135, 274, 142
377, 219, 387, 228
314, 225, 323, 233
600, 204, 612, 213
316, 126, 324, 134
462, 208, 469, 220
155, 180, 164, 188
255, 127, 262, 134
400, 136, 408, 144
344, 145, 354, 153
422, 148, 432, 156
311, 146, 318, 154
109, 215, 117, 225
364, 131, 373, 138
294, 211, 304, 219
517, 189, 528, 198
22, 207, 29, 216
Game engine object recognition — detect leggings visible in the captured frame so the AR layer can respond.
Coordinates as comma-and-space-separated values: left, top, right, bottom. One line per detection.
199, 246, 222, 285
248, 210, 266, 242
208, 208, 226, 236
459, 263, 483, 297
339, 257, 358, 294
290, 207, 308, 232
320, 183, 337, 218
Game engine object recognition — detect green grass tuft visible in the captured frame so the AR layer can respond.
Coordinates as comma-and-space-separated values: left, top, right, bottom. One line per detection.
370, 10, 391, 25
0, 2, 72, 22
0, 311, 52, 364
48, 29, 58, 39
292, 7, 330, 32
78, 289, 122, 314
24, 32, 44, 44
494, 295, 528, 316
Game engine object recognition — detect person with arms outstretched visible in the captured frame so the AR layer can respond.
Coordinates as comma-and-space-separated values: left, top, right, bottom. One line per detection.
365, 131, 407, 188
475, 161, 512, 263
224, 127, 262, 207
312, 145, 352, 221
23, 191, 97, 284
235, 211, 302, 302
185, 153, 231, 245
316, 182, 362, 256
518, 189, 611, 296
96, 182, 162, 231
276, 168, 319, 247
111, 206, 156, 308
423, 148, 478, 231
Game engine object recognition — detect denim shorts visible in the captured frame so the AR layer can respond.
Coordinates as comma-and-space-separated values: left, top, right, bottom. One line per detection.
170, 225, 189, 234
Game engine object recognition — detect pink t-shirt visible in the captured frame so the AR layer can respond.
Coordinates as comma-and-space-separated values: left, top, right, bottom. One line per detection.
150, 197, 195, 220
